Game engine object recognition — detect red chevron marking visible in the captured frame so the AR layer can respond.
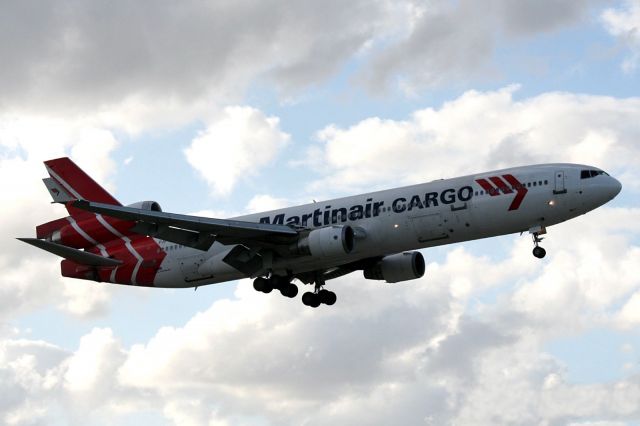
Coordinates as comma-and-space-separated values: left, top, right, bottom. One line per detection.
501, 174, 528, 211
475, 174, 529, 211
475, 178, 499, 196
489, 176, 513, 194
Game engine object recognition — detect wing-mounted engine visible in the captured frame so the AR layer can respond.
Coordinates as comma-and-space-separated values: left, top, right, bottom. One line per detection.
290, 225, 354, 258
363, 251, 425, 283
127, 201, 162, 212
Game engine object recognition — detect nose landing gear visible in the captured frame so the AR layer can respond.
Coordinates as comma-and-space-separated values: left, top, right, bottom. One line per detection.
532, 244, 546, 259
530, 226, 547, 259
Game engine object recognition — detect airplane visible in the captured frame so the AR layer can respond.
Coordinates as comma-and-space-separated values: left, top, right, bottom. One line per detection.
19, 158, 622, 308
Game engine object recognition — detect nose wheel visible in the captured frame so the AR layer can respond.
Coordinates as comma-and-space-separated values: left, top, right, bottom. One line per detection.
532, 245, 546, 259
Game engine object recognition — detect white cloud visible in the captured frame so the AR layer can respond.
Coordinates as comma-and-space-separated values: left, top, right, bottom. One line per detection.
309, 86, 640, 194
245, 194, 292, 213
602, 0, 640, 73
0, 205, 639, 424
0, 115, 119, 319
184, 106, 290, 197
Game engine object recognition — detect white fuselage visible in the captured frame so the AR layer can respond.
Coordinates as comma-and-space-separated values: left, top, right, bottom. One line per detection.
152, 163, 621, 288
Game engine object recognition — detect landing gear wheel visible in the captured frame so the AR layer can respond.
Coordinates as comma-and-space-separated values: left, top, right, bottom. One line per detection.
253, 277, 273, 293
302, 291, 320, 308
532, 246, 546, 259
280, 283, 298, 298
318, 289, 337, 306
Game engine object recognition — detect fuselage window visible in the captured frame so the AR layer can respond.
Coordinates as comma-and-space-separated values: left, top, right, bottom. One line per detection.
533, 182, 537, 186
544, 180, 548, 185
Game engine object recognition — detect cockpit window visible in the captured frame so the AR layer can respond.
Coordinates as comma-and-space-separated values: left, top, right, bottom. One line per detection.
581, 169, 607, 179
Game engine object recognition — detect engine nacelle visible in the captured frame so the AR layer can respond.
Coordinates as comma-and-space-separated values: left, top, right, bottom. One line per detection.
127, 201, 162, 212
363, 251, 425, 283
291, 225, 354, 258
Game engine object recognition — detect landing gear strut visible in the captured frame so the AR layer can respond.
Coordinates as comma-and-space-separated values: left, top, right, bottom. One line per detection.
253, 276, 298, 298
531, 232, 546, 259
301, 275, 336, 308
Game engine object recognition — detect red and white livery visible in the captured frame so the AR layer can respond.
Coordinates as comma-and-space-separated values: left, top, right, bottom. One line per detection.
20, 158, 622, 308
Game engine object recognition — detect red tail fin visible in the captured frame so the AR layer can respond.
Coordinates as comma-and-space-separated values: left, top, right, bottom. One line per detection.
37, 157, 125, 241
44, 157, 121, 206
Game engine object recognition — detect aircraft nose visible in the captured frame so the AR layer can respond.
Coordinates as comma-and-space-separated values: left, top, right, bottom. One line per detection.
608, 176, 622, 200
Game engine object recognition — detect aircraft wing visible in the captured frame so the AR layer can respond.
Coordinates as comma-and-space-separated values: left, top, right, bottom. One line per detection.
72, 200, 299, 251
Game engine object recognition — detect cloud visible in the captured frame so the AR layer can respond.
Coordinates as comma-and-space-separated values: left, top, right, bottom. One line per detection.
245, 194, 292, 213
0, 0, 409, 129
0, 0, 606, 129
1, 205, 639, 424
115, 208, 637, 425
184, 106, 290, 197
362, 0, 603, 93
602, 0, 640, 73
309, 86, 640, 194
0, 115, 119, 319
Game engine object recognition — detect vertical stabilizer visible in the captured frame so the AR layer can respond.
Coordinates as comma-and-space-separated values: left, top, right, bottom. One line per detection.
44, 157, 121, 206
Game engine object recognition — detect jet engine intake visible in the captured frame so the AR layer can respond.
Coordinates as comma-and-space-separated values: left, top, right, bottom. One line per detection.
127, 201, 162, 211
363, 251, 425, 283
291, 225, 354, 258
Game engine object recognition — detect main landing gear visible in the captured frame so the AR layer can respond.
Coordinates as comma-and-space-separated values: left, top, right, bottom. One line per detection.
253, 276, 298, 298
254, 273, 336, 308
301, 273, 336, 308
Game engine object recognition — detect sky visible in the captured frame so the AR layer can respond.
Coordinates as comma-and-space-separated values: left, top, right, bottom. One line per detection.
1, 0, 640, 424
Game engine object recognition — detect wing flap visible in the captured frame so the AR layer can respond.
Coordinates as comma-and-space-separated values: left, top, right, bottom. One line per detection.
17, 238, 122, 267
131, 222, 216, 251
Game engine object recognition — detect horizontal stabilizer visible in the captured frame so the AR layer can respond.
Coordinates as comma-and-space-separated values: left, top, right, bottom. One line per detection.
17, 238, 122, 267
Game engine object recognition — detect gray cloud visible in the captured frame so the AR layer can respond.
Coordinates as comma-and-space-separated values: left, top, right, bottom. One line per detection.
0, 0, 398, 120
363, 0, 604, 93
0, 0, 607, 123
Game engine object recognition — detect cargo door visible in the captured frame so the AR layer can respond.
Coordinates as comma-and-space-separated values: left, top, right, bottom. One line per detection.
409, 213, 448, 243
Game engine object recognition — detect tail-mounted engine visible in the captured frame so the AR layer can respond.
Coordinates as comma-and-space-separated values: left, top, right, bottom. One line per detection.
363, 251, 425, 283
291, 225, 355, 258
127, 201, 162, 212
